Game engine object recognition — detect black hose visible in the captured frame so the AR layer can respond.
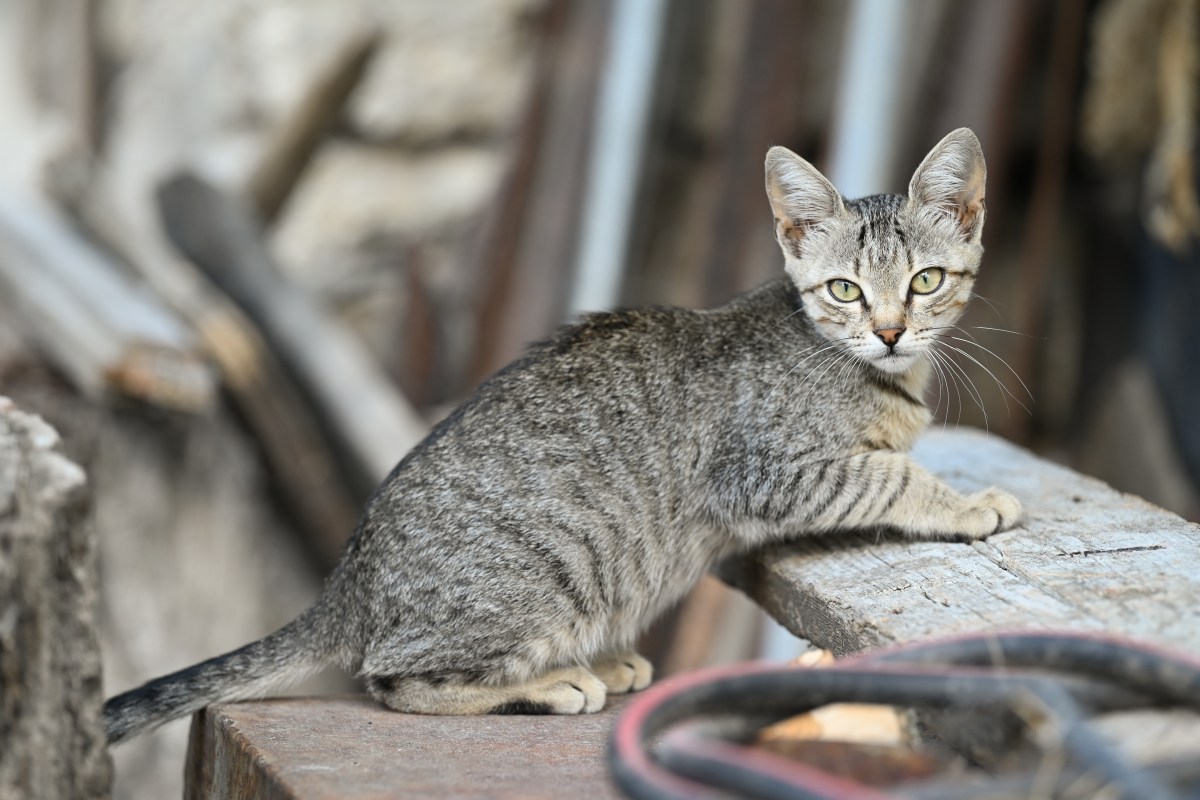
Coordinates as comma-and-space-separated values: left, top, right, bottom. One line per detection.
609, 631, 1200, 800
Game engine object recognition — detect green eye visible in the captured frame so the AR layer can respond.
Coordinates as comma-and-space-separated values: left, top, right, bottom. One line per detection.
827, 279, 862, 303
910, 268, 944, 294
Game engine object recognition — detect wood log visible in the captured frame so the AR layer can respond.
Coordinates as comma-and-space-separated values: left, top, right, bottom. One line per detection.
157, 173, 427, 493
49, 188, 361, 562
0, 397, 111, 800
0, 189, 217, 412
246, 30, 383, 227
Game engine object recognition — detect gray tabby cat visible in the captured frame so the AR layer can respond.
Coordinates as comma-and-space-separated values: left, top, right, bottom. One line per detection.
104, 127, 1020, 743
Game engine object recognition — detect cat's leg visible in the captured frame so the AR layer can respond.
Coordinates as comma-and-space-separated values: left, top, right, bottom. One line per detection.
822, 451, 1021, 540
751, 451, 1021, 542
366, 666, 608, 715
590, 652, 653, 694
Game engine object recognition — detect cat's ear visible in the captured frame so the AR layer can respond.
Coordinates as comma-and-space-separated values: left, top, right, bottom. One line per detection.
765, 146, 845, 254
908, 128, 987, 243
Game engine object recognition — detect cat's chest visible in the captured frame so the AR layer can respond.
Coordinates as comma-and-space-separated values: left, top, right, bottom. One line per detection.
859, 369, 932, 452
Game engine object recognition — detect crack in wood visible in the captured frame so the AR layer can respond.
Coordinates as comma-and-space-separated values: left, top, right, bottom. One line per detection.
1058, 545, 1166, 558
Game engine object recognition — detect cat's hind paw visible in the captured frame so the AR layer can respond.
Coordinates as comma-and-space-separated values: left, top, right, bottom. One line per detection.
958, 488, 1022, 540
592, 653, 654, 694
532, 666, 608, 714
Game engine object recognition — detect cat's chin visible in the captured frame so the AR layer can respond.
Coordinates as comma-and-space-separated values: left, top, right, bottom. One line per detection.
870, 352, 922, 375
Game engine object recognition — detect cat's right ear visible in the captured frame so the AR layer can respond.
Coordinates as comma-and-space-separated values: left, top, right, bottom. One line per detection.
765, 146, 846, 256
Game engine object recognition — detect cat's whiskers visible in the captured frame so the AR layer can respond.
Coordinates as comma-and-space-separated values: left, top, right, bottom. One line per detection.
970, 292, 1006, 320
922, 344, 960, 430
936, 345, 993, 431
832, 346, 864, 386
938, 341, 1031, 416
970, 325, 1042, 339
923, 350, 947, 424
796, 349, 855, 406
783, 335, 854, 362
769, 337, 854, 400
926, 345, 974, 429
777, 306, 808, 326
929, 328, 1024, 418
946, 335, 1035, 404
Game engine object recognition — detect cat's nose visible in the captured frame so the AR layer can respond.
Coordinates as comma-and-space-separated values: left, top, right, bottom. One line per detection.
874, 327, 906, 347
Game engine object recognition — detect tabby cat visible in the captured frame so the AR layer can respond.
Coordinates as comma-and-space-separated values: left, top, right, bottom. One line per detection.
104, 127, 1020, 743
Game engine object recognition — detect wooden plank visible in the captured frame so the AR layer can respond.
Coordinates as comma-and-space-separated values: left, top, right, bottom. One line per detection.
722, 428, 1200, 657
185, 696, 626, 800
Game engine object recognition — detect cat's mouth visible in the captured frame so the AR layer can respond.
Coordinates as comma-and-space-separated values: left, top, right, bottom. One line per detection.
872, 349, 921, 374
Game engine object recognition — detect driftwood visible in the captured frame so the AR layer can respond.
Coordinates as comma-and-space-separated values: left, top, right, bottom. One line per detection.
0, 189, 216, 412
157, 173, 427, 492
0, 398, 111, 800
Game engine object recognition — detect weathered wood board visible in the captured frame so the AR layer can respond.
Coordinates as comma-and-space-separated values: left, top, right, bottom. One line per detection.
185, 696, 627, 800
725, 428, 1200, 656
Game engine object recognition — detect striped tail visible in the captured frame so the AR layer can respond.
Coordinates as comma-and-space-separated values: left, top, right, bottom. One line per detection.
104, 610, 331, 745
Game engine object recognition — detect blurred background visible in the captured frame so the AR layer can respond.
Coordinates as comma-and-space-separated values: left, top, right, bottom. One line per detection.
0, 0, 1196, 797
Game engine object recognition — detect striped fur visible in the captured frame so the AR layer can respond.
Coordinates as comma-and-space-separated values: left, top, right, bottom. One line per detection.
104, 128, 1019, 742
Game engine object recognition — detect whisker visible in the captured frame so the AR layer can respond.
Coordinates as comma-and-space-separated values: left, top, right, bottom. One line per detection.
934, 344, 987, 432
970, 292, 1006, 320
777, 307, 808, 325
833, 349, 861, 385
799, 351, 851, 406
940, 341, 1032, 416
925, 351, 946, 423
769, 341, 848, 399
969, 325, 1043, 339
929, 348, 964, 430
784, 335, 855, 361
947, 325, 981, 344
946, 335, 1036, 403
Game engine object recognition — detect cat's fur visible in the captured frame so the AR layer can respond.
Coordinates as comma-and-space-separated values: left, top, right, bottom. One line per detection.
104, 128, 1020, 743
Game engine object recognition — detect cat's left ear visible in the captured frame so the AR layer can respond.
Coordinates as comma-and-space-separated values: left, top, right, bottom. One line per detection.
909, 128, 987, 243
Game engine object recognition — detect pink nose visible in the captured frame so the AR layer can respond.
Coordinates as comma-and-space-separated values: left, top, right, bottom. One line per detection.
874, 327, 905, 347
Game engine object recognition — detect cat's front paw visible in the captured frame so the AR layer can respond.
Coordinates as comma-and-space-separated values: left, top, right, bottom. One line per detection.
957, 488, 1022, 540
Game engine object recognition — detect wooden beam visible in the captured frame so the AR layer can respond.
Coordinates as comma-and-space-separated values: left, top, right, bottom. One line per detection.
0, 189, 217, 412
246, 30, 383, 227
57, 184, 363, 563
157, 173, 427, 494
721, 428, 1200, 656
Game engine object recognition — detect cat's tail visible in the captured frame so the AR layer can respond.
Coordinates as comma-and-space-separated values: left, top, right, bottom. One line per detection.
103, 605, 338, 745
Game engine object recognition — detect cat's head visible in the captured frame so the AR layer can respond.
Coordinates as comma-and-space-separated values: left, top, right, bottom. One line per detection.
764, 128, 986, 375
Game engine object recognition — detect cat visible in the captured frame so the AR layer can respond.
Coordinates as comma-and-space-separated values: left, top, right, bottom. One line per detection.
104, 127, 1021, 743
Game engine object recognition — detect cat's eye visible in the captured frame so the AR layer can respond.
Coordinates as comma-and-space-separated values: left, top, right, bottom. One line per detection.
827, 279, 862, 303
910, 268, 945, 295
